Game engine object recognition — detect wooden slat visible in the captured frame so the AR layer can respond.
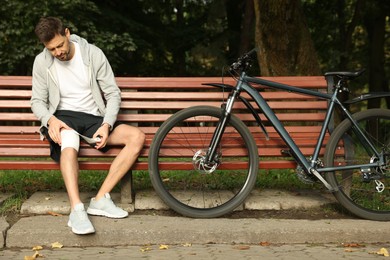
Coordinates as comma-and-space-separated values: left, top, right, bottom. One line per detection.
0, 160, 297, 171
0, 75, 330, 171
0, 100, 327, 110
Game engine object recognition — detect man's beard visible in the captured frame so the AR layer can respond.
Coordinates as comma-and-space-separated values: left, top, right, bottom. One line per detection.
57, 43, 72, 61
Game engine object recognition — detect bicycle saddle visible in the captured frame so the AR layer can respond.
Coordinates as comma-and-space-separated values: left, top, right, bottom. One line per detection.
324, 69, 365, 79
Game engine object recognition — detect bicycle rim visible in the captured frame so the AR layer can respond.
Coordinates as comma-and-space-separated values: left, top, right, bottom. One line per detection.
148, 106, 259, 218
324, 109, 390, 221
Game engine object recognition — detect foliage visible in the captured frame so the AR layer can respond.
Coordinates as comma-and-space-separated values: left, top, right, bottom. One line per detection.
0, 0, 388, 86
0, 0, 136, 75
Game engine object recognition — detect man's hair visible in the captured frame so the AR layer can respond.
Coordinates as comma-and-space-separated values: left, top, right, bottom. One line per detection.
35, 17, 66, 43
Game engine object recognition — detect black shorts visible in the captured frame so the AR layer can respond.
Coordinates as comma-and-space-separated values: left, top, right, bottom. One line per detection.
41, 110, 120, 162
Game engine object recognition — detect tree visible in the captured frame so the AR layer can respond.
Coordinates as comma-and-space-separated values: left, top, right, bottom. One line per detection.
304, 0, 389, 109
225, 0, 255, 60
0, 0, 135, 75
365, 0, 389, 109
253, 0, 321, 76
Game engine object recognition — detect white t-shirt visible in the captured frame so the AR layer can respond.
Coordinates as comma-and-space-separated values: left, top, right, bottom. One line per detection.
54, 42, 99, 116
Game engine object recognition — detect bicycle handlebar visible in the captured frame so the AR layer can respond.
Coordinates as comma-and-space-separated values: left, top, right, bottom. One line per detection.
230, 48, 258, 72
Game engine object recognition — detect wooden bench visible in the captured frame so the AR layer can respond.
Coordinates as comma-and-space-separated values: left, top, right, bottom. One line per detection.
0, 75, 330, 207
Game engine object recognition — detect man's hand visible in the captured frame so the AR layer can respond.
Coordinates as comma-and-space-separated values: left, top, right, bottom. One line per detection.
93, 123, 110, 149
47, 116, 71, 145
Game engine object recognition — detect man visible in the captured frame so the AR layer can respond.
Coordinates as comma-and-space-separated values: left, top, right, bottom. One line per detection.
31, 17, 145, 235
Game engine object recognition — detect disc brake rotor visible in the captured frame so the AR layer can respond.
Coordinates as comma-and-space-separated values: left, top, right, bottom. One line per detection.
192, 149, 220, 174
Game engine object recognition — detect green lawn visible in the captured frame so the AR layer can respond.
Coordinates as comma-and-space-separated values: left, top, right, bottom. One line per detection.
0, 168, 322, 215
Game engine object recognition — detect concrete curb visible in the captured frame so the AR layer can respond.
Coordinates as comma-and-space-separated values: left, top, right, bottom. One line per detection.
20, 189, 335, 215
6, 216, 390, 248
4, 189, 389, 248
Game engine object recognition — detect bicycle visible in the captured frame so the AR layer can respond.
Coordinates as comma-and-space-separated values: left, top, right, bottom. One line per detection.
148, 49, 390, 221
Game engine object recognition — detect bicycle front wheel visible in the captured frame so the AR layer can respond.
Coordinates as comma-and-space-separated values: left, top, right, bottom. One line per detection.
324, 108, 390, 221
148, 105, 259, 218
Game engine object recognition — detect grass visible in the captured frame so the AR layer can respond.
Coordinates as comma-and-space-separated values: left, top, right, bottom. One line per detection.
0, 169, 109, 216
0, 168, 322, 216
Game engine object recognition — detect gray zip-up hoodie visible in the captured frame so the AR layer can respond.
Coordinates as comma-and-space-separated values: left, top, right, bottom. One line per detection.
31, 34, 121, 132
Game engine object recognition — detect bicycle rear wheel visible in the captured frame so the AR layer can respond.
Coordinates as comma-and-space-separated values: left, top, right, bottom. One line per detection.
324, 108, 390, 221
148, 106, 259, 218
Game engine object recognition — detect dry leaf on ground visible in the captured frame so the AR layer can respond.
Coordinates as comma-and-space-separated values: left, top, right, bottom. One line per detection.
47, 211, 63, 217
233, 245, 250, 250
377, 248, 390, 257
51, 242, 63, 249
159, 244, 169, 250
24, 251, 43, 260
343, 243, 365, 248
140, 246, 152, 252
259, 241, 271, 246
32, 245, 43, 251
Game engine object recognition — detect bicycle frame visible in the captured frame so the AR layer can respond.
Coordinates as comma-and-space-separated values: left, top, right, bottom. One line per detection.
207, 72, 385, 192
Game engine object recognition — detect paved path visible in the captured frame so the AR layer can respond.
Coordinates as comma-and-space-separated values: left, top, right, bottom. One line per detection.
2, 243, 389, 260
0, 189, 389, 259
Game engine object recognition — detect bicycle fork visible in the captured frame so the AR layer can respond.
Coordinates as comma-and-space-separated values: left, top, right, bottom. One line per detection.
204, 90, 239, 165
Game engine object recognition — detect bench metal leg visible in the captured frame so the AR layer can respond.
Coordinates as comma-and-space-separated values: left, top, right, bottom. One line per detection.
120, 170, 135, 212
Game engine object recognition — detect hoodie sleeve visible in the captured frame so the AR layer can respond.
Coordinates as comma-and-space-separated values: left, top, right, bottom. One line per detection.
30, 54, 53, 127
89, 45, 121, 129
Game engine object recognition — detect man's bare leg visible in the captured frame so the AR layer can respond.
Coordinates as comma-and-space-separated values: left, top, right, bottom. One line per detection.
95, 124, 145, 200
60, 148, 82, 209
61, 147, 95, 234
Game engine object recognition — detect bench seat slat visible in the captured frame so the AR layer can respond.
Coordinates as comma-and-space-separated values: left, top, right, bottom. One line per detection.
0, 160, 298, 171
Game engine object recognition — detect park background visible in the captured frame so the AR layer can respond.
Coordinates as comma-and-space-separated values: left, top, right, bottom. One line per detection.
0, 0, 389, 212
0, 0, 388, 109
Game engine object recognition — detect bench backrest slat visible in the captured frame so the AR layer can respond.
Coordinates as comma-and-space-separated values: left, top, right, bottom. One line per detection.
0, 75, 329, 168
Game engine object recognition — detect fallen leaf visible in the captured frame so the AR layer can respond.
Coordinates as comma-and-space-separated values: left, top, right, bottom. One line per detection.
159, 244, 169, 250
259, 241, 271, 246
32, 245, 43, 251
343, 243, 364, 248
140, 247, 152, 252
233, 245, 250, 250
47, 211, 63, 217
24, 251, 43, 260
51, 242, 63, 249
182, 243, 192, 247
377, 248, 389, 257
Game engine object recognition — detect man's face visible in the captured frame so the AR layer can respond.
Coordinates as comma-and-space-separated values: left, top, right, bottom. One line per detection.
44, 28, 72, 61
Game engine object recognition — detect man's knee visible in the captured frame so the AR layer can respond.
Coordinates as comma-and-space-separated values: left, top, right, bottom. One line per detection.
125, 127, 145, 151
61, 129, 80, 152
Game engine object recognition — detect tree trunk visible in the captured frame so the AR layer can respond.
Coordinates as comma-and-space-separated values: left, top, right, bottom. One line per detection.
365, 0, 388, 109
253, 0, 321, 76
173, 0, 186, 75
239, 0, 255, 56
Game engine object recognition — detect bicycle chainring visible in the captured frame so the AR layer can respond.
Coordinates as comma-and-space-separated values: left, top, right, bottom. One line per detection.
295, 165, 317, 184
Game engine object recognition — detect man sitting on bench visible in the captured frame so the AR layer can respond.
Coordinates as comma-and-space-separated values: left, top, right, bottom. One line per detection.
31, 17, 145, 235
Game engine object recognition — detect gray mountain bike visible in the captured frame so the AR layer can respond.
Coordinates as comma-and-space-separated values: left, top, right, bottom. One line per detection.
148, 49, 390, 221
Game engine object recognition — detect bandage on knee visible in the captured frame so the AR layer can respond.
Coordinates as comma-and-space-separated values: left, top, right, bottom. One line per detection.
61, 130, 80, 151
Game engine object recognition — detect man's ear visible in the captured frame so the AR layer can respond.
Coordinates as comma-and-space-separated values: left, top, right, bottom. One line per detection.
65, 28, 70, 37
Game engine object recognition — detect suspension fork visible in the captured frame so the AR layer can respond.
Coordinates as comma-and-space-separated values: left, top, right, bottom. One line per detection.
205, 89, 240, 163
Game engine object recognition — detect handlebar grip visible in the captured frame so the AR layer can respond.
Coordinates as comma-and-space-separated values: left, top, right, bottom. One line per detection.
245, 48, 258, 57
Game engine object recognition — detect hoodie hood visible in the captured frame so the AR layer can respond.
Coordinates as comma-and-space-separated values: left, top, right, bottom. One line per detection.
39, 34, 91, 69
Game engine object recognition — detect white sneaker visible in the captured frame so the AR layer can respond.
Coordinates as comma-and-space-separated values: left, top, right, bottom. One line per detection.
87, 193, 128, 218
68, 203, 95, 235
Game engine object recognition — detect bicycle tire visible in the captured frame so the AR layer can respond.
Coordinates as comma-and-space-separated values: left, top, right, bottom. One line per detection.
148, 105, 259, 218
324, 108, 390, 221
